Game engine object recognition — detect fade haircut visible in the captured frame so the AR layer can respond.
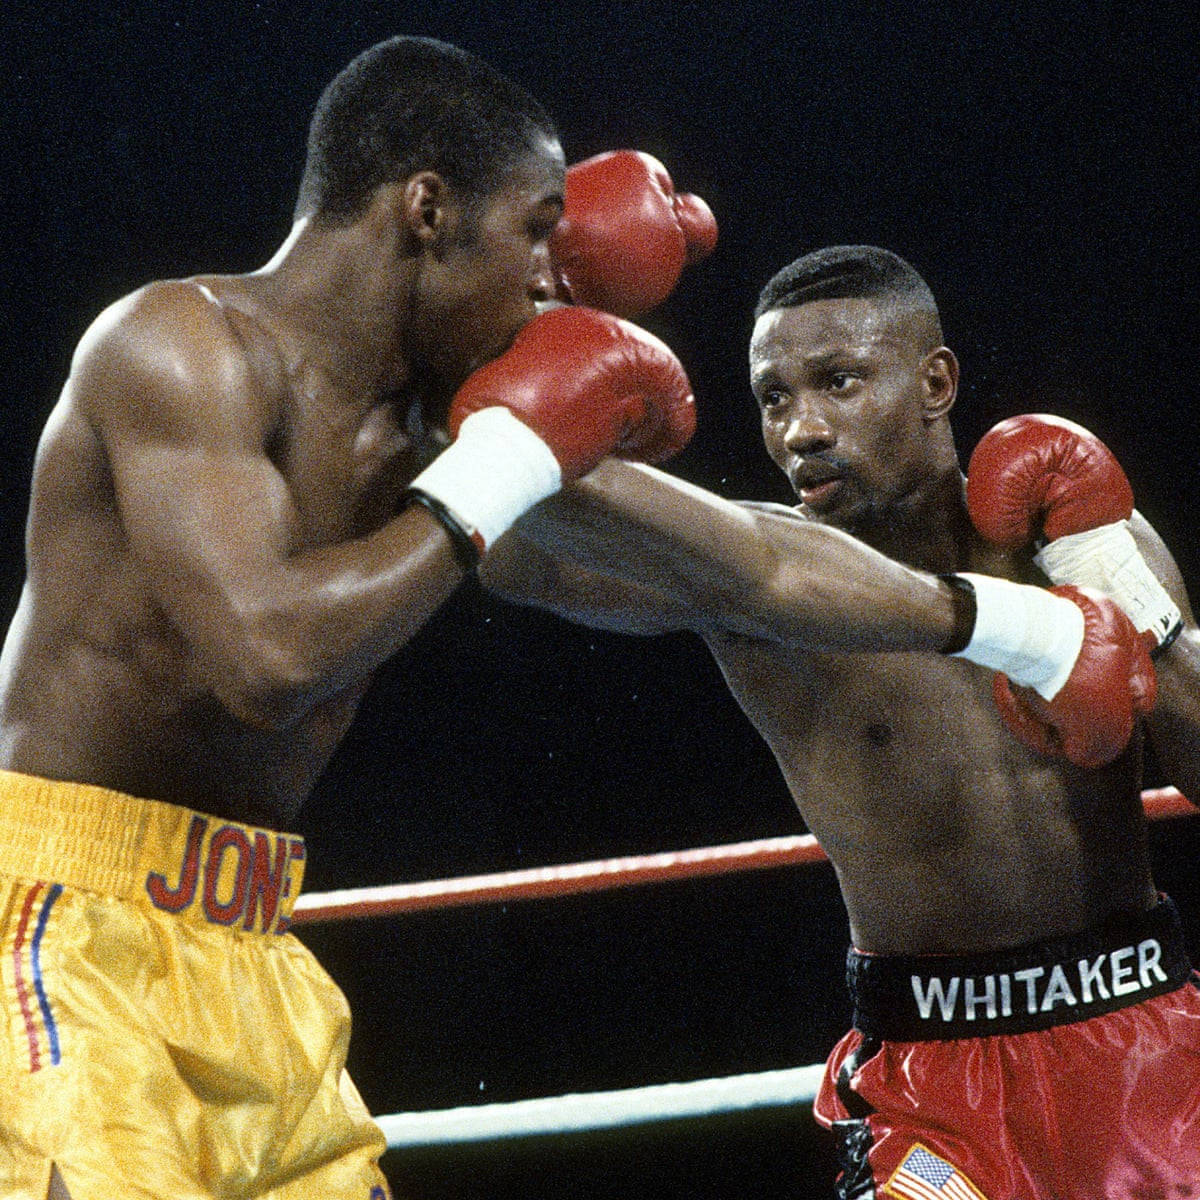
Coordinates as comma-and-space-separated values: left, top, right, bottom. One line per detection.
755, 245, 943, 346
295, 36, 558, 223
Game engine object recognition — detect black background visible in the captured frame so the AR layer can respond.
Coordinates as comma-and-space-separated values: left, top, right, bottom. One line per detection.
4, 2, 1199, 1195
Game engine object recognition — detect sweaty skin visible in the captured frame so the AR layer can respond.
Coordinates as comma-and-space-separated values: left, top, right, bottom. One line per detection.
482, 296, 1200, 955
0, 145, 567, 829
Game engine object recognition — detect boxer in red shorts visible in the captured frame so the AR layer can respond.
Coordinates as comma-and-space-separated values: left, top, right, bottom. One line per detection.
817, 895, 1200, 1197
481, 244, 1200, 1196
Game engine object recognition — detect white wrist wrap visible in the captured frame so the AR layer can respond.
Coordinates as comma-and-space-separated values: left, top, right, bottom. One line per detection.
408, 408, 563, 552
1033, 517, 1181, 645
952, 573, 1086, 701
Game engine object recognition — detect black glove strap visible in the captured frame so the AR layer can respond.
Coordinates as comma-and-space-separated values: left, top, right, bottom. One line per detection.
1152, 618, 1184, 660
937, 574, 978, 655
400, 489, 482, 573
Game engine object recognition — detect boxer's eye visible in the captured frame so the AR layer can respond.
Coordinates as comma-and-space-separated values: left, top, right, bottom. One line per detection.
827, 372, 859, 393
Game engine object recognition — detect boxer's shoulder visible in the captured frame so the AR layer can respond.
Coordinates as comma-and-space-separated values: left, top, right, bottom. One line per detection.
733, 498, 808, 521
69, 277, 286, 431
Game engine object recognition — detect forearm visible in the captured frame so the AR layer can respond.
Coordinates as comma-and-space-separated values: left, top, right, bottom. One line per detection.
511, 458, 962, 652
493, 455, 1144, 770
1116, 514, 1200, 799
183, 506, 466, 727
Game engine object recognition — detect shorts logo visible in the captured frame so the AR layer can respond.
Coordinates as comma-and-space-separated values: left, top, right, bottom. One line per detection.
145, 814, 306, 933
910, 938, 1168, 1023
12, 881, 63, 1071
885, 1143, 988, 1200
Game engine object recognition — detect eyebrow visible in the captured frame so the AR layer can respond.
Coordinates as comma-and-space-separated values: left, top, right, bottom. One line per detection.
750, 345, 875, 381
799, 347, 874, 367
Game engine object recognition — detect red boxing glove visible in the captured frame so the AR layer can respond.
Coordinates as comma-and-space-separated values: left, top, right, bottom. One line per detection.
408, 307, 694, 558
449, 304, 695, 477
966, 413, 1181, 648
965, 413, 1133, 547
550, 150, 718, 319
992, 585, 1157, 769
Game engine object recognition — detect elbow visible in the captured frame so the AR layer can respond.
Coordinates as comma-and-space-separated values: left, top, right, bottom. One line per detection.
204, 615, 327, 732
213, 658, 316, 732
221, 684, 312, 733
714, 563, 806, 644
478, 541, 563, 608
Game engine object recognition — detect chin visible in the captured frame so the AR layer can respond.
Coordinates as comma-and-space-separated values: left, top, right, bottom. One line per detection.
802, 497, 872, 535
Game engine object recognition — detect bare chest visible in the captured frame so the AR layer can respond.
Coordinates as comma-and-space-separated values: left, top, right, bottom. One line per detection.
713, 635, 995, 763
705, 633, 1030, 849
702, 635, 1149, 956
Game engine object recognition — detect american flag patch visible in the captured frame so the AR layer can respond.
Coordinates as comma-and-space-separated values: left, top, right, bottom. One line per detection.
885, 1143, 988, 1200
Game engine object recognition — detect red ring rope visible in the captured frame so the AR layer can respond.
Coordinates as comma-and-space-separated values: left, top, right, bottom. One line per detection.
291, 787, 1193, 925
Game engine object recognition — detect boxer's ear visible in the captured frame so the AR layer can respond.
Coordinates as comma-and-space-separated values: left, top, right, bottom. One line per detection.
921, 347, 958, 421
395, 171, 453, 251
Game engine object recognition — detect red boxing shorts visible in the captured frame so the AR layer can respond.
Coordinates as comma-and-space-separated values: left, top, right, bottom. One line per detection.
814, 896, 1200, 1199
0, 769, 392, 1200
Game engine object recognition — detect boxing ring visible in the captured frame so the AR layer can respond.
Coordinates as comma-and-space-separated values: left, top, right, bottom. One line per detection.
293, 788, 1195, 1149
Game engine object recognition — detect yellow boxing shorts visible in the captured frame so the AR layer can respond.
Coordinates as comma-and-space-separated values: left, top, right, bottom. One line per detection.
0, 769, 392, 1200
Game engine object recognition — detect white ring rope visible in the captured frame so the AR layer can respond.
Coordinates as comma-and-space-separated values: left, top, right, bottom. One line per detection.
346, 789, 1192, 1150
378, 1064, 826, 1148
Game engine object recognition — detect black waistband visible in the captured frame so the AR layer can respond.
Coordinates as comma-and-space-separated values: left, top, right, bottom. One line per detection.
848, 896, 1194, 1041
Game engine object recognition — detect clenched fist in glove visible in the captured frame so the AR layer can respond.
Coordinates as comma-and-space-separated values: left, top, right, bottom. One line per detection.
550, 150, 718, 319
406, 305, 695, 562
946, 572, 1156, 769
966, 413, 1182, 653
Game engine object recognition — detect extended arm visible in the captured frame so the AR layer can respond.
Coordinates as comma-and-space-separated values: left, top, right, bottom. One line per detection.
484, 454, 1154, 769
484, 457, 962, 650
70, 288, 696, 730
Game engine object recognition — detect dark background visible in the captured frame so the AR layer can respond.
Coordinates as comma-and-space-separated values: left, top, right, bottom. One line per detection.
3, 2, 1199, 1195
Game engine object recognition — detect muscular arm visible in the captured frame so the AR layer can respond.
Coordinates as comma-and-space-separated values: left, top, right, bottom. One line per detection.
1128, 513, 1200, 802
483, 456, 963, 651
70, 283, 466, 728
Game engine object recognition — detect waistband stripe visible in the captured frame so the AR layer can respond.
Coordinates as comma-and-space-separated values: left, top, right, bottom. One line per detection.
32, 883, 63, 1067
13, 882, 63, 1072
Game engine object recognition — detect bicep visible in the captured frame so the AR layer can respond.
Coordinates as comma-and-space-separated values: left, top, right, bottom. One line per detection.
75, 300, 295, 637
114, 437, 294, 612
1129, 513, 1200, 799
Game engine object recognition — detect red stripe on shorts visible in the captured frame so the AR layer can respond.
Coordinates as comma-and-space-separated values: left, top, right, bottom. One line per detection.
12, 881, 45, 1071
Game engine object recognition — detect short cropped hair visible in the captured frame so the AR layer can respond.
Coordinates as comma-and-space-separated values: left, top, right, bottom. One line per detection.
755, 245, 942, 343
295, 36, 558, 223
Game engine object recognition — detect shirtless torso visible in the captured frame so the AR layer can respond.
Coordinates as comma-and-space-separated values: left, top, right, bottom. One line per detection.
0, 276, 440, 827
481, 281, 1198, 958
702, 509, 1154, 955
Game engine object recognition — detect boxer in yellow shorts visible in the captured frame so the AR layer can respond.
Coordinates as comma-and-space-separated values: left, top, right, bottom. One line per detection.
0, 772, 390, 1200
0, 33, 711, 1200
